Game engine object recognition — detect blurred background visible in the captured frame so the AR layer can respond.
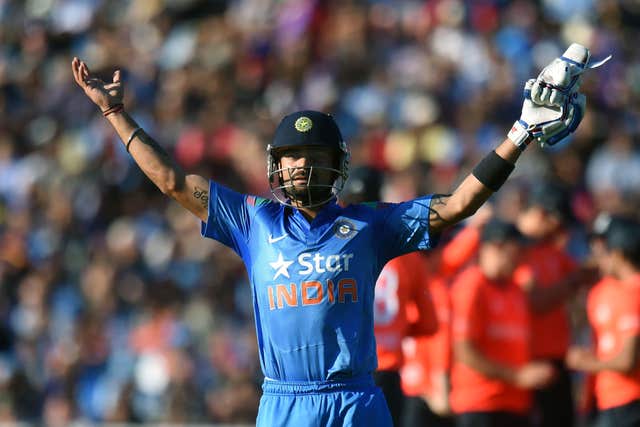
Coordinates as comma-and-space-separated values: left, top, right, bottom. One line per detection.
0, 0, 639, 425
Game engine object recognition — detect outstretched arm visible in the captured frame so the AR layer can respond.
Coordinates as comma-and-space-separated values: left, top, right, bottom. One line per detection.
71, 58, 209, 222
429, 140, 521, 234
429, 44, 596, 235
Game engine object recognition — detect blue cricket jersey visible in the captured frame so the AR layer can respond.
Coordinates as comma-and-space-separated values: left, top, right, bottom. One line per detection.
201, 181, 437, 382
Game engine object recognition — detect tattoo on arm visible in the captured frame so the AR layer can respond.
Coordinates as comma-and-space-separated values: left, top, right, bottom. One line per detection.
193, 186, 209, 208
428, 194, 452, 225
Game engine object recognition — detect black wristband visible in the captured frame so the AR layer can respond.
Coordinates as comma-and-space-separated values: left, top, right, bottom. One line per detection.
472, 150, 515, 192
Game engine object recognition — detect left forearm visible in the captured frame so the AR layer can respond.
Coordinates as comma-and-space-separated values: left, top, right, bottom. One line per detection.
495, 138, 524, 164
429, 139, 524, 234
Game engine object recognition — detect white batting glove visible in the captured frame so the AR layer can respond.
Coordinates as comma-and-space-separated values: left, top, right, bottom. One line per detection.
531, 43, 611, 108
508, 79, 586, 149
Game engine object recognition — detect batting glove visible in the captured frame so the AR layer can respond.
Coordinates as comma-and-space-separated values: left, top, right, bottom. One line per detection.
508, 79, 586, 149
531, 43, 611, 108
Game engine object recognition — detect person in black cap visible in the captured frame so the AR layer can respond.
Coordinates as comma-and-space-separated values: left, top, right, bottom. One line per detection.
567, 217, 640, 427
450, 218, 555, 427
604, 218, 640, 274
516, 180, 596, 427
71, 44, 590, 426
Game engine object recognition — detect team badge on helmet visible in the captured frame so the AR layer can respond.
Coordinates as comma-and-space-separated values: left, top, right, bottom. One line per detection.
294, 116, 313, 132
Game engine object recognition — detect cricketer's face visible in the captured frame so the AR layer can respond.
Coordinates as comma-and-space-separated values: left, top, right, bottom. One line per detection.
276, 146, 338, 206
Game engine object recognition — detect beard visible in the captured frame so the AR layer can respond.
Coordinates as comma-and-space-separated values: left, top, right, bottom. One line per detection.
280, 168, 337, 207
283, 182, 334, 207
273, 163, 341, 207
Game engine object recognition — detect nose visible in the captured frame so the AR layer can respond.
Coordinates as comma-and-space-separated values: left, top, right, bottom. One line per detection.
292, 155, 310, 168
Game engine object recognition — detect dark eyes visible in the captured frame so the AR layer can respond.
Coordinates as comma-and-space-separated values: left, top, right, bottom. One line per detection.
281, 150, 331, 161
279, 150, 300, 158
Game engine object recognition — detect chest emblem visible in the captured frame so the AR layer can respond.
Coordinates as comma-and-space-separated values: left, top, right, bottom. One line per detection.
334, 219, 357, 239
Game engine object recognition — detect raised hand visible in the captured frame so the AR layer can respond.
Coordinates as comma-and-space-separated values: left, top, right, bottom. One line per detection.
71, 57, 123, 113
530, 43, 590, 108
508, 79, 586, 149
530, 43, 611, 108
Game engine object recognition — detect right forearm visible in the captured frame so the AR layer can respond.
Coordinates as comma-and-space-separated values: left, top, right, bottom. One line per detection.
106, 111, 186, 195
71, 57, 208, 221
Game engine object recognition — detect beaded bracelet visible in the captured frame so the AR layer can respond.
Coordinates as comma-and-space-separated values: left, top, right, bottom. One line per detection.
102, 103, 124, 117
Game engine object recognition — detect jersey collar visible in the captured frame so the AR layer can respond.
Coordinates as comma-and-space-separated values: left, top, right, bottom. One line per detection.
290, 200, 341, 229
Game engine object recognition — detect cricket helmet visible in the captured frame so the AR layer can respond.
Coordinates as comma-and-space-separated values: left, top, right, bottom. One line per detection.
267, 110, 350, 208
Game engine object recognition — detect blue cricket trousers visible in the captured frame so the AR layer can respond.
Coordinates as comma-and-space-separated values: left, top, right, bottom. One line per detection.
256, 375, 393, 427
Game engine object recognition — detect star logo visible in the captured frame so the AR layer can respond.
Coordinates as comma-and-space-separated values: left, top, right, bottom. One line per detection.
269, 252, 294, 280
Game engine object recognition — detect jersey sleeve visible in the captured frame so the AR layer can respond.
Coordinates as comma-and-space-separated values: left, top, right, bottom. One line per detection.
200, 180, 252, 255
376, 195, 439, 263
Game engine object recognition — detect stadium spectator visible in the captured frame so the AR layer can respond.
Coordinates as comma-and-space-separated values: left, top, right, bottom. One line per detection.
401, 271, 453, 427
450, 219, 554, 427
516, 183, 595, 427
400, 206, 491, 427
567, 217, 640, 427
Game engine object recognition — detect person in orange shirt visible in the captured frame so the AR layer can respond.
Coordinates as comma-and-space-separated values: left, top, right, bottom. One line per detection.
401, 272, 454, 427
450, 219, 555, 427
567, 217, 640, 427
340, 166, 438, 426
401, 208, 493, 427
516, 182, 595, 427
573, 212, 616, 425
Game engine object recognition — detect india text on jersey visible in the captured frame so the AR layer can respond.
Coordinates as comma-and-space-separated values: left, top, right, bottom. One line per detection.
267, 279, 358, 310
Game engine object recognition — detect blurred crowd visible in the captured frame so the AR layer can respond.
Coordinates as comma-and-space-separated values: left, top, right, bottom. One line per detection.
1, 0, 640, 425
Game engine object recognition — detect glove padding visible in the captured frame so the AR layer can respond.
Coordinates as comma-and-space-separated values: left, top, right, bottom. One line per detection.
531, 43, 611, 108
508, 79, 586, 148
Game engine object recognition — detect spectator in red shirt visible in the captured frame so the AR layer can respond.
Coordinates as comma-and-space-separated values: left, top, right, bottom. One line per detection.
516, 183, 592, 427
451, 219, 555, 427
567, 217, 640, 427
401, 271, 453, 427
401, 207, 493, 427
